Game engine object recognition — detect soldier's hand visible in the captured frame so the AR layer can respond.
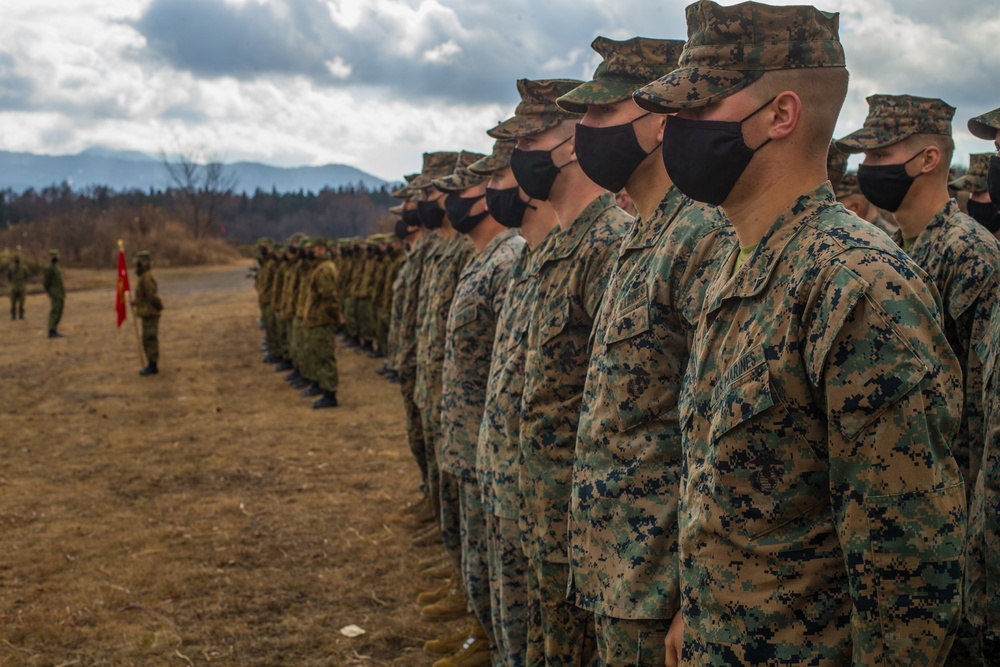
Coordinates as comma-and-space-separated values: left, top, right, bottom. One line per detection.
664, 610, 683, 667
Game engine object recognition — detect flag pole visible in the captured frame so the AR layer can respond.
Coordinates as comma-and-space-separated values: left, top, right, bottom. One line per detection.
120, 240, 146, 369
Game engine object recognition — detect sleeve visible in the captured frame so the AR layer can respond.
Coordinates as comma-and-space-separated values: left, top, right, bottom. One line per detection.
582, 227, 624, 321
807, 261, 966, 666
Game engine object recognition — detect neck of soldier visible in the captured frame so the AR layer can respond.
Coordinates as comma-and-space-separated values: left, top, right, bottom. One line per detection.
721, 156, 827, 248
438, 217, 457, 239
547, 162, 606, 231
467, 217, 504, 253
892, 179, 951, 240
521, 201, 558, 250
626, 149, 671, 222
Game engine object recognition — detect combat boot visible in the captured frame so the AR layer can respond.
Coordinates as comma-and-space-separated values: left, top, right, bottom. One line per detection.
368, 348, 384, 359
420, 589, 469, 622
424, 621, 476, 655
290, 377, 311, 389
139, 362, 159, 376
284, 369, 302, 382
417, 582, 454, 606
300, 383, 322, 398
431, 635, 491, 667
375, 364, 389, 376
48, 329, 64, 338
262, 353, 280, 364
274, 359, 293, 372
312, 391, 338, 409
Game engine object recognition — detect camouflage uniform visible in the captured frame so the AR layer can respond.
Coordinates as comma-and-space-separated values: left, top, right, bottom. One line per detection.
8, 260, 27, 319
257, 251, 278, 347
951, 153, 993, 195
840, 96, 1000, 665
478, 229, 559, 667
301, 253, 340, 394
375, 244, 402, 356
42, 252, 65, 334
270, 253, 292, 360
133, 251, 163, 365
291, 252, 317, 376
634, 6, 967, 663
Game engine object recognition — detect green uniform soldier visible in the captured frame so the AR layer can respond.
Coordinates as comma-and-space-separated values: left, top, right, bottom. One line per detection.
300, 239, 341, 408
493, 77, 629, 667
558, 36, 733, 667
433, 149, 525, 665
839, 96, 1000, 667
632, 2, 966, 664
42, 249, 64, 338
473, 138, 561, 667
8, 255, 27, 320
952, 153, 1000, 236
133, 251, 163, 376
966, 106, 1000, 663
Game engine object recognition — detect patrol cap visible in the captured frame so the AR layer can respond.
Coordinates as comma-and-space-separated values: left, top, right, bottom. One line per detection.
135, 250, 151, 260
256, 237, 273, 246
969, 108, 1000, 141
432, 151, 489, 192
49, 249, 60, 258
469, 139, 516, 176
633, 0, 845, 113
389, 203, 405, 215
950, 153, 992, 193
836, 94, 955, 153
488, 79, 584, 140
557, 37, 685, 114
391, 173, 420, 199
827, 141, 847, 178
410, 152, 460, 190
835, 171, 861, 198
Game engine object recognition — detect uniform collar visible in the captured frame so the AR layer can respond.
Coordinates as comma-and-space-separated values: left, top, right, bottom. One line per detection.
545, 192, 617, 264
461, 228, 519, 278
892, 198, 961, 255
622, 185, 685, 251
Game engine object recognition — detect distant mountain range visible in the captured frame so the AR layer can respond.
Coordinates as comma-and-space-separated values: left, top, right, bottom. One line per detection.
0, 148, 388, 194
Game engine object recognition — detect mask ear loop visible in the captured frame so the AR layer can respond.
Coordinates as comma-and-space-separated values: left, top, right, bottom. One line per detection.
552, 134, 576, 171
741, 95, 779, 152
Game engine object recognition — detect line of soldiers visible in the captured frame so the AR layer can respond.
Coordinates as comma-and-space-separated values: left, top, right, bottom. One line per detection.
375, 2, 1000, 667
254, 234, 405, 408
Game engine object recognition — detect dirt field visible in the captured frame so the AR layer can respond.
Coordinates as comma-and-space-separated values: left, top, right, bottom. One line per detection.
0, 263, 458, 666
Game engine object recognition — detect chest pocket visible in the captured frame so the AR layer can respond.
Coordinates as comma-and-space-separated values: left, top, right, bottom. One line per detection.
451, 304, 478, 331
537, 295, 570, 347
709, 347, 829, 541
602, 294, 668, 433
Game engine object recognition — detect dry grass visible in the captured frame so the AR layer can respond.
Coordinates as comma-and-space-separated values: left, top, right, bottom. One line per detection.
0, 264, 462, 666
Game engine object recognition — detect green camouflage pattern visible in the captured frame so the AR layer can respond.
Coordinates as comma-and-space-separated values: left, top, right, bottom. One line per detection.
558, 37, 685, 114
8, 261, 27, 318
478, 229, 561, 521
837, 94, 955, 153
519, 192, 628, 564
595, 614, 671, 667
633, 0, 845, 113
486, 512, 530, 667
43, 261, 64, 331
826, 140, 848, 188
141, 316, 158, 365
458, 480, 494, 650
409, 151, 461, 190
439, 229, 524, 481
526, 559, 598, 667
678, 184, 966, 665
133, 271, 163, 319
836, 171, 861, 198
488, 79, 583, 140
970, 300, 1000, 657
391, 172, 419, 198
951, 153, 993, 193
432, 150, 489, 192
571, 187, 732, 620
969, 108, 1000, 141
469, 139, 516, 176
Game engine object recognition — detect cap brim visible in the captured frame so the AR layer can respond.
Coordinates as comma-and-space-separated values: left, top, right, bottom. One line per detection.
389, 203, 404, 214
487, 113, 570, 140
432, 170, 487, 192
556, 80, 637, 114
949, 175, 987, 193
391, 185, 411, 198
409, 172, 449, 190
632, 67, 761, 113
969, 118, 999, 141
834, 129, 912, 154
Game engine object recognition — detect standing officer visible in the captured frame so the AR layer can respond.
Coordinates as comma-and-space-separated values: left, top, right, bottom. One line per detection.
42, 249, 64, 338
134, 250, 163, 376
633, 1, 966, 664
8, 254, 27, 320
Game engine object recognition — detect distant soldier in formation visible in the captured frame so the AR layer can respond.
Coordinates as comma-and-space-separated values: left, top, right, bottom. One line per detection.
299, 239, 341, 408
42, 249, 64, 338
8, 254, 27, 320
133, 250, 163, 376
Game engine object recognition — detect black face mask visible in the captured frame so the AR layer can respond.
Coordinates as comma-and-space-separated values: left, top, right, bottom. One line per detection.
417, 198, 446, 229
967, 199, 1000, 233
394, 217, 410, 239
575, 113, 657, 193
988, 155, 1000, 214
662, 97, 775, 206
510, 135, 573, 201
486, 186, 535, 229
856, 149, 926, 213
403, 208, 422, 230
445, 193, 489, 234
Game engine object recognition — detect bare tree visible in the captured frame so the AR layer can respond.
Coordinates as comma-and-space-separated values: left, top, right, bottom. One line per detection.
161, 150, 238, 239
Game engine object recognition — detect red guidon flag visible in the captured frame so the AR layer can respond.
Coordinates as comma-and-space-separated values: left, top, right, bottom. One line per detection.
115, 244, 130, 328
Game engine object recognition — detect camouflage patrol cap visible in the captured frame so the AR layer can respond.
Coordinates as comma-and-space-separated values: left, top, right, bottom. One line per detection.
391, 173, 420, 198
827, 141, 847, 177
256, 237, 274, 247
835, 172, 861, 198
836, 94, 955, 153
969, 108, 1000, 141
557, 37, 685, 114
488, 79, 584, 140
49, 249, 59, 258
633, 0, 845, 113
469, 139, 516, 176
389, 203, 405, 215
432, 151, 489, 192
410, 152, 461, 190
950, 153, 992, 193
135, 250, 151, 260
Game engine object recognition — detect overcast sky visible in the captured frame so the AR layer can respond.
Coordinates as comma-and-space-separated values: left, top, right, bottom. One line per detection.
0, 0, 997, 182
